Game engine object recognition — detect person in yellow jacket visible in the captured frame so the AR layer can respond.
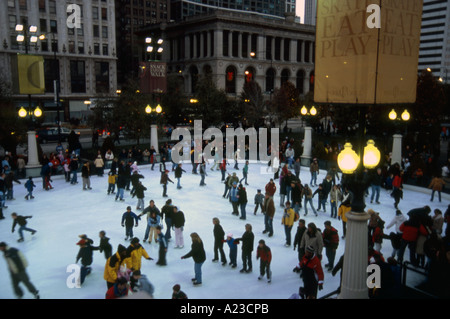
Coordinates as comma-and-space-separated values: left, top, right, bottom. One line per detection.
281, 201, 296, 247
104, 244, 129, 289
107, 171, 117, 195
125, 238, 153, 271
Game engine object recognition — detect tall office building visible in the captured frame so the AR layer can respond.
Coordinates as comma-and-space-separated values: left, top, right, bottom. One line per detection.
418, 0, 450, 82
115, 0, 170, 86
304, 0, 316, 25
0, 0, 117, 122
170, 0, 287, 21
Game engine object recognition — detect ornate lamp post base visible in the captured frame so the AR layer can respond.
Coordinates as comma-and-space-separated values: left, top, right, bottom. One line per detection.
25, 130, 42, 177
300, 126, 313, 166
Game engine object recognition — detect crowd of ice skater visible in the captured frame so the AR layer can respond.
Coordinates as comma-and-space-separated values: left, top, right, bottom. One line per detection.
0, 140, 449, 299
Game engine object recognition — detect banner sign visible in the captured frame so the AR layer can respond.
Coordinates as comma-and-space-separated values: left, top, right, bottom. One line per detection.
314, 0, 423, 104
11, 54, 45, 95
139, 61, 167, 94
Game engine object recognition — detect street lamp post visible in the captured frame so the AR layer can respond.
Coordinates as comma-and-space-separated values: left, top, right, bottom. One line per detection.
388, 109, 410, 166
299, 105, 317, 166
145, 104, 163, 156
146, 36, 164, 62
16, 22, 44, 177
337, 107, 381, 299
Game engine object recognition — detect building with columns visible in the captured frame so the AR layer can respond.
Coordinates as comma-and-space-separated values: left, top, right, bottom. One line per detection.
0, 0, 118, 123
137, 9, 315, 98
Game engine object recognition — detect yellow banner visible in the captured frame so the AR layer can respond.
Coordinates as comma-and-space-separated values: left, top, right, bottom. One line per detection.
314, 0, 423, 104
17, 54, 45, 94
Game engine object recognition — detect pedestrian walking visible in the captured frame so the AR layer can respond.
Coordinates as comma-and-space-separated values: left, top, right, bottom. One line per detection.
312, 184, 328, 213
302, 184, 317, 217
142, 210, 160, 244
300, 222, 324, 259
238, 184, 248, 220
199, 161, 207, 186
126, 238, 153, 271
75, 238, 95, 285
224, 233, 238, 268
98, 230, 113, 260
219, 157, 228, 181
428, 175, 446, 202
265, 178, 277, 197
132, 181, 147, 211
107, 171, 117, 195
160, 170, 174, 197
94, 155, 104, 177
329, 184, 342, 219
181, 232, 206, 286
172, 206, 186, 248
156, 226, 168, 266
254, 189, 264, 215
239, 161, 249, 185
293, 219, 307, 262
212, 218, 227, 265
322, 221, 339, 271
69, 155, 79, 185
262, 193, 275, 237
298, 245, 324, 299
281, 201, 296, 247
370, 168, 383, 204
338, 187, 353, 239
235, 224, 255, 273
256, 239, 272, 283
121, 206, 140, 241
11, 213, 36, 242
81, 161, 92, 190
175, 163, 186, 189
310, 158, 319, 187
294, 158, 301, 179
0, 242, 40, 299
161, 199, 173, 241
24, 177, 36, 200
229, 182, 240, 216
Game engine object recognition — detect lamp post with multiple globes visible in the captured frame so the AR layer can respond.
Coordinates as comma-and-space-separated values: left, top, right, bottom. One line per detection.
145, 104, 163, 158
299, 105, 317, 166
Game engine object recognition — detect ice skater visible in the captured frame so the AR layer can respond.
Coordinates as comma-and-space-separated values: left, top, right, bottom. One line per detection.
24, 177, 36, 200
11, 213, 36, 242
121, 206, 140, 241
257, 239, 272, 283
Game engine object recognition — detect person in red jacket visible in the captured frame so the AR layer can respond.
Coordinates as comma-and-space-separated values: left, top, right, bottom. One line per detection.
105, 277, 129, 299
299, 246, 324, 299
322, 221, 339, 271
391, 171, 404, 209
256, 240, 272, 283
265, 179, 277, 198
397, 220, 429, 265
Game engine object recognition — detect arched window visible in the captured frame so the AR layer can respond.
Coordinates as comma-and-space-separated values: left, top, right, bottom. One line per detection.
203, 64, 212, 76
296, 70, 305, 94
309, 70, 315, 93
265, 68, 275, 93
281, 69, 290, 86
244, 66, 256, 83
225, 65, 237, 94
190, 65, 199, 93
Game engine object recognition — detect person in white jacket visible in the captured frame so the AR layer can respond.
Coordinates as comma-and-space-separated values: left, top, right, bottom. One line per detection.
386, 210, 406, 258
285, 146, 295, 169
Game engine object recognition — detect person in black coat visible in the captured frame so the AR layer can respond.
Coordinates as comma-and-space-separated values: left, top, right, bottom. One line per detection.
76, 238, 97, 285
130, 171, 144, 195
172, 206, 186, 248
175, 164, 186, 189
98, 230, 112, 260
69, 156, 79, 184
235, 224, 255, 273
238, 184, 248, 220
293, 219, 307, 262
181, 233, 206, 285
115, 171, 127, 201
212, 217, 227, 265
161, 199, 173, 241
11, 213, 36, 242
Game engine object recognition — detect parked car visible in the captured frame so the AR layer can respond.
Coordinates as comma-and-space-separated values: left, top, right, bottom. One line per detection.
36, 127, 79, 144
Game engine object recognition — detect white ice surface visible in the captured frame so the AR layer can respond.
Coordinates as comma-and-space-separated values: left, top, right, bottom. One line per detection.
0, 162, 447, 299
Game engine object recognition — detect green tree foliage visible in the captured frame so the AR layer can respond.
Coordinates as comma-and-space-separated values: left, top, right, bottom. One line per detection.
161, 74, 189, 126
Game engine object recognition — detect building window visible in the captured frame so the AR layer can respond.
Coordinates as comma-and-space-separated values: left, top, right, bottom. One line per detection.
244, 67, 255, 83
39, 0, 46, 12
94, 43, 100, 55
281, 69, 290, 86
44, 59, 59, 93
78, 41, 84, 54
40, 19, 47, 33
102, 26, 108, 38
95, 62, 110, 93
223, 30, 229, 57
296, 70, 305, 94
93, 7, 99, 20
9, 15, 17, 31
225, 65, 237, 94
50, 20, 57, 33
102, 7, 108, 20
93, 25, 99, 37
309, 70, 314, 92
77, 24, 84, 36
102, 44, 108, 56
70, 61, 86, 93
68, 27, 75, 36
41, 39, 49, 52
49, 0, 56, 14
8, 0, 15, 8
68, 41, 75, 53
19, 0, 27, 10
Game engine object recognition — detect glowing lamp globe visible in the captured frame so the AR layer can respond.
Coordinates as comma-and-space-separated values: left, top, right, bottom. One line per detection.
301, 106, 307, 116
363, 140, 381, 169
401, 110, 410, 121
34, 107, 42, 118
337, 143, 360, 174
389, 109, 397, 121
145, 105, 152, 114
310, 106, 317, 116
18, 107, 27, 118
155, 104, 162, 114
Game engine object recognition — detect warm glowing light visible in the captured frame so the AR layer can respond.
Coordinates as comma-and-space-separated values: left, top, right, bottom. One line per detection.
401, 110, 410, 121
15, 24, 24, 32
389, 109, 397, 121
16, 35, 25, 42
147, 46, 154, 52
29, 25, 38, 33
39, 34, 46, 40
337, 143, 360, 174
190, 99, 198, 104
145, 38, 152, 44
310, 106, 317, 116
145, 105, 152, 114
157, 39, 163, 45
30, 36, 38, 43
18, 107, 27, 118
363, 140, 381, 169
157, 47, 163, 53
155, 104, 162, 113
301, 106, 307, 116
250, 52, 256, 57
34, 107, 42, 118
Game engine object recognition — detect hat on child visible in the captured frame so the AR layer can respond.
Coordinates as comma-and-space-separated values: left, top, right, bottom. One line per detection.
306, 245, 315, 254
227, 233, 233, 238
